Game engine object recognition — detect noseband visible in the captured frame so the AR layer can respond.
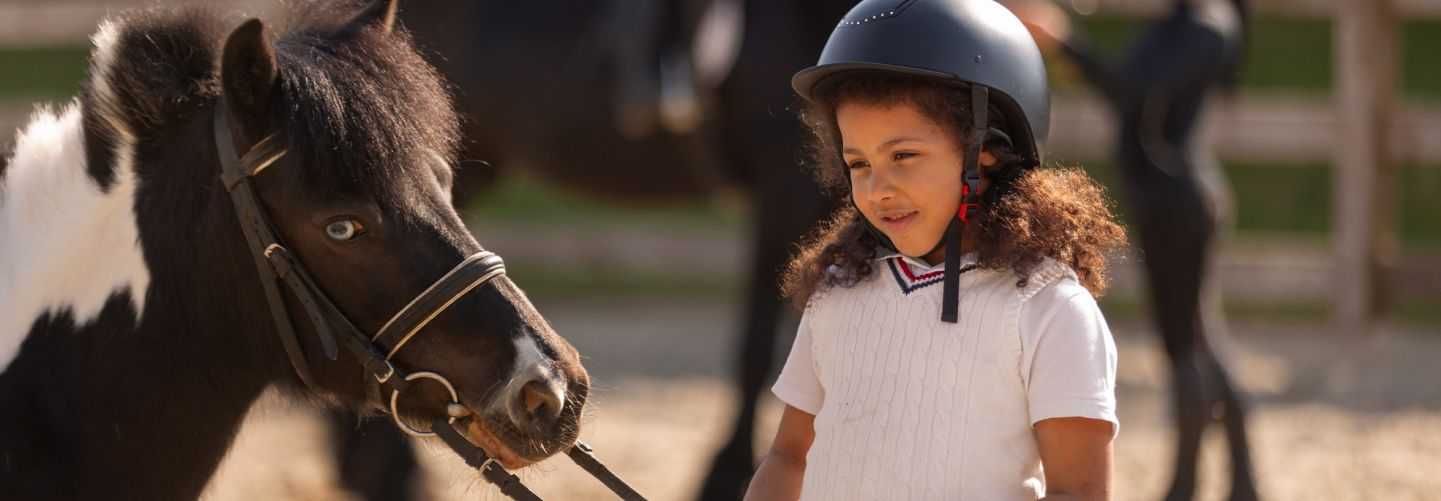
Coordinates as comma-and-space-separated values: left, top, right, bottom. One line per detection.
214, 106, 645, 501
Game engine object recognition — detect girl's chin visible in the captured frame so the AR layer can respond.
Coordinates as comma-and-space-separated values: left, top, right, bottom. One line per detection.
872, 222, 944, 259
889, 240, 939, 260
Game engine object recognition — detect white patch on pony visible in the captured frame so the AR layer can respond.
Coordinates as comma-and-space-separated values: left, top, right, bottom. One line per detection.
489, 334, 563, 421
0, 21, 150, 373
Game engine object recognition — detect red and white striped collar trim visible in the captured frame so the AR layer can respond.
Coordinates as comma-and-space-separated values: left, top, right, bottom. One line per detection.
875, 251, 979, 294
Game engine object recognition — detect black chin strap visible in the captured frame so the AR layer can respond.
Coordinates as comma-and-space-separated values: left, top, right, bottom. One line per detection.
941, 85, 989, 324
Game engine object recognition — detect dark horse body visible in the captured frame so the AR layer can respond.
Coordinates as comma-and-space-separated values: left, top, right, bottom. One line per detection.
0, 2, 589, 499
328, 1, 854, 499
1026, 0, 1259, 499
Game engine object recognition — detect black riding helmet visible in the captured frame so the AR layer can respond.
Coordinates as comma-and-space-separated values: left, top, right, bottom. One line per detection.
792, 0, 1052, 323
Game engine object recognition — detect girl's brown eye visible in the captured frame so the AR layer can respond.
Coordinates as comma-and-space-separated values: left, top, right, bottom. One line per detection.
324, 218, 365, 241
847, 160, 869, 170
893, 152, 916, 162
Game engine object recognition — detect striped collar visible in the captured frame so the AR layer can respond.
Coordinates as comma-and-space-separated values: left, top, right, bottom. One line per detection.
875, 250, 979, 295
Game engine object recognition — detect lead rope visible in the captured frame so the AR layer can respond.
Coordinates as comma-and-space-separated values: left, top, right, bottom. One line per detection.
566, 442, 648, 501
433, 419, 543, 501
432, 418, 648, 501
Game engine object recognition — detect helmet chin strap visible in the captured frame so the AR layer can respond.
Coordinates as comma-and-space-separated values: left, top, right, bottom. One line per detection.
941, 85, 989, 323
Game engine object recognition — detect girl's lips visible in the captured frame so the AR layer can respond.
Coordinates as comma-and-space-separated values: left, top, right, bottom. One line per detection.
877, 210, 918, 231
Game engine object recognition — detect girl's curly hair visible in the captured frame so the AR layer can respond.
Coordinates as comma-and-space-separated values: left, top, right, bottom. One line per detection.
781, 73, 1128, 306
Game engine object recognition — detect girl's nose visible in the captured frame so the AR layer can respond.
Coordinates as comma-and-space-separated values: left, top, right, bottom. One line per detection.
865, 172, 898, 203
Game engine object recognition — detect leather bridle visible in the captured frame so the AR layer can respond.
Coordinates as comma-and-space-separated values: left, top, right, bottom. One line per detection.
214, 105, 645, 500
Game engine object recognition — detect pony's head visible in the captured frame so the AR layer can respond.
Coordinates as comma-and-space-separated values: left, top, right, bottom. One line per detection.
89, 0, 587, 467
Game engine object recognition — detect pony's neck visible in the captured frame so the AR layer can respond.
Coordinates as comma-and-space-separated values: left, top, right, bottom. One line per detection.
0, 101, 295, 500
0, 102, 150, 373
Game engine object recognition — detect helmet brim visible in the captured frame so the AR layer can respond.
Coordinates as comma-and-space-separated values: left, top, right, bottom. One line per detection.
792, 62, 957, 103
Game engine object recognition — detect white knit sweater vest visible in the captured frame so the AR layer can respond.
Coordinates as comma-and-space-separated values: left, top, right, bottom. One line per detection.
774, 253, 1119, 501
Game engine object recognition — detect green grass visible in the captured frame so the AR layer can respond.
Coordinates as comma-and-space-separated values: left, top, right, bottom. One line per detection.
1099, 296, 1441, 328
463, 175, 743, 232
0, 46, 89, 101
511, 258, 1441, 329
504, 263, 738, 302
1080, 161, 1441, 246
503, 264, 1441, 328
460, 160, 1441, 246
1058, 15, 1441, 99
466, 162, 1441, 246
3, 16, 1439, 101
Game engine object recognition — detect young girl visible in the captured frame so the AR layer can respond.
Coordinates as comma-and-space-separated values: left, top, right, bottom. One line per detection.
744, 1, 1128, 500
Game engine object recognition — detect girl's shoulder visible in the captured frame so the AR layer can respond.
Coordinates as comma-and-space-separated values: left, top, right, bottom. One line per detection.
803, 260, 893, 310
1014, 256, 1086, 304
1016, 258, 1108, 340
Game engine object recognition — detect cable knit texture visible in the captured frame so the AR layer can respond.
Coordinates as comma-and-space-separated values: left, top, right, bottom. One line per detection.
773, 253, 1118, 500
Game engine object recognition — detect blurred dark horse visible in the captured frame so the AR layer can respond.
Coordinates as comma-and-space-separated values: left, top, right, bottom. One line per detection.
326, 1, 853, 500
1018, 0, 1259, 499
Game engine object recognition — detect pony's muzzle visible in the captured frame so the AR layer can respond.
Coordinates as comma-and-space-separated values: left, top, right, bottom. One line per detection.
506, 363, 567, 430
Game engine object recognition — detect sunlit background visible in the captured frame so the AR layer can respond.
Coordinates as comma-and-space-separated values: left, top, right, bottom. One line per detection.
2, 0, 1438, 499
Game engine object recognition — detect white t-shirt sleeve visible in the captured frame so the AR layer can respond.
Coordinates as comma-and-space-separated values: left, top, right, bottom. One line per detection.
772, 310, 824, 414
1020, 282, 1119, 435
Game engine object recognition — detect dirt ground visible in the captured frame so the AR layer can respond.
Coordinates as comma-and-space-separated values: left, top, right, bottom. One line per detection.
200, 298, 1441, 501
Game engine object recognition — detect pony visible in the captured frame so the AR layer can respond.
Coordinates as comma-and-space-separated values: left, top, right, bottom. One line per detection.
0, 1, 589, 499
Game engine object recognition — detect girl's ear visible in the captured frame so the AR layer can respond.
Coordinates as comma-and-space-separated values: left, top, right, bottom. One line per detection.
980, 149, 998, 168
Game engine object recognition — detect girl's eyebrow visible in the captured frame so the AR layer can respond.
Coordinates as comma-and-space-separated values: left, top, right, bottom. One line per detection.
842, 136, 925, 155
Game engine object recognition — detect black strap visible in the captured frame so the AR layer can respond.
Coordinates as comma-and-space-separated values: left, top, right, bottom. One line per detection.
433, 419, 544, 501
567, 442, 648, 501
942, 85, 990, 324
266, 245, 340, 360
215, 108, 326, 387
940, 220, 963, 323
433, 418, 650, 501
372, 253, 506, 357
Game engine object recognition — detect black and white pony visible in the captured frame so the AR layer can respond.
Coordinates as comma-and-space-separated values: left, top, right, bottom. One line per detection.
0, 1, 588, 499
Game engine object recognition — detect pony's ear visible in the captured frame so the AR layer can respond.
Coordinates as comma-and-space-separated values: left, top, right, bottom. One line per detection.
220, 18, 278, 141
340, 0, 400, 36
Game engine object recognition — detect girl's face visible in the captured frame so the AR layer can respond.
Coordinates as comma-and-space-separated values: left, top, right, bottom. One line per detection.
839, 101, 988, 262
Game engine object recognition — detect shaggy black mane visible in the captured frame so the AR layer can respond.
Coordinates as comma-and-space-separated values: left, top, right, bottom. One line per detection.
84, 0, 459, 196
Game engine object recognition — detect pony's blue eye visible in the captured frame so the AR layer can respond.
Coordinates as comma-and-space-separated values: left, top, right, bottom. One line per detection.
324, 219, 364, 241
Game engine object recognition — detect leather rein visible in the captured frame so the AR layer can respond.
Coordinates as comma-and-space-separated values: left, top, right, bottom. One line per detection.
214, 106, 646, 501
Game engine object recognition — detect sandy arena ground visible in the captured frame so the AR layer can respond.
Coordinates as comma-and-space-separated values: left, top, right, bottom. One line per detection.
200, 298, 1441, 501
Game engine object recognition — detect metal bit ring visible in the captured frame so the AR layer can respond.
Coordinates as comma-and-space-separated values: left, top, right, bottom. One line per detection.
389, 371, 463, 437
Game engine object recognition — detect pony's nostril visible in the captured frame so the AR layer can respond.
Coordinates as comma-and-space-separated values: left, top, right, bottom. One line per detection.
518, 379, 564, 424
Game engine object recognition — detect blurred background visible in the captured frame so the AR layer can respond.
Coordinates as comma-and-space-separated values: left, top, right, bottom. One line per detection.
2, 0, 1438, 500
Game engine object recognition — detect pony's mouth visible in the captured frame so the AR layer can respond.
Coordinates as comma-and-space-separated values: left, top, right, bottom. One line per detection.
463, 418, 533, 470
455, 409, 579, 470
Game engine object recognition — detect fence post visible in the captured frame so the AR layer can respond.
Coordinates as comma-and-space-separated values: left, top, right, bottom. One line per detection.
1333, 0, 1399, 334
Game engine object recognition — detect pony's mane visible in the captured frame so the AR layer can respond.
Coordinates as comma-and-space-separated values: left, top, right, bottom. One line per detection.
84, 1, 460, 196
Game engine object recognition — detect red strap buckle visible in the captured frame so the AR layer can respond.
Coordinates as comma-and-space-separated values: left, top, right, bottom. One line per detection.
957, 184, 978, 223
958, 203, 978, 223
